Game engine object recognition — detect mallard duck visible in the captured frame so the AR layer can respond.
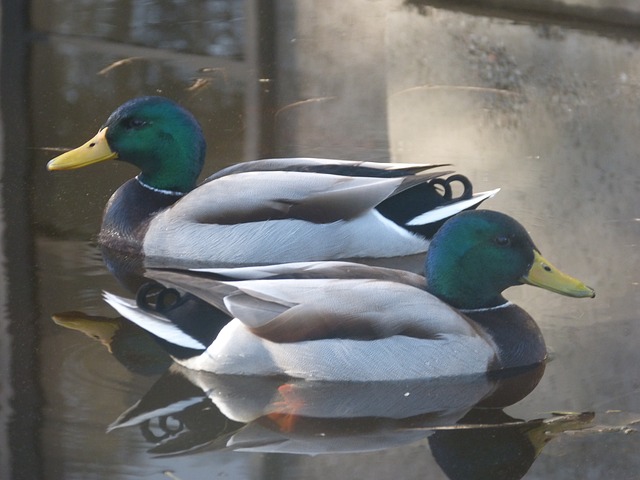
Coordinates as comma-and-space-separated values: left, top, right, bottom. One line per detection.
103, 210, 595, 381
47, 96, 498, 266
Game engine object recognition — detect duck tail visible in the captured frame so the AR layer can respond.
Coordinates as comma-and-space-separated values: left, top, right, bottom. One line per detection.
377, 168, 500, 239
107, 368, 207, 433
406, 187, 501, 227
103, 284, 229, 360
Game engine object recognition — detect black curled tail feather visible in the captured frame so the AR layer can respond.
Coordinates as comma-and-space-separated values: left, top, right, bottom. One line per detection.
137, 282, 184, 314
376, 173, 477, 239
432, 174, 474, 201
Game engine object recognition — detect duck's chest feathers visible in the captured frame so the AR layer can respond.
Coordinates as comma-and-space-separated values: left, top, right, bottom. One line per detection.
99, 178, 183, 254
464, 303, 547, 370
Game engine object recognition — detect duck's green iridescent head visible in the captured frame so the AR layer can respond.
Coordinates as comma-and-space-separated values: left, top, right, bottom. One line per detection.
425, 210, 595, 309
47, 96, 206, 193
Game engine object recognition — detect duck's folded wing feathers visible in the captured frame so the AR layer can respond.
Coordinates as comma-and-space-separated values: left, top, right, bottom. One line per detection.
220, 279, 479, 343
151, 261, 426, 286
146, 263, 427, 319
168, 170, 449, 225
204, 158, 449, 182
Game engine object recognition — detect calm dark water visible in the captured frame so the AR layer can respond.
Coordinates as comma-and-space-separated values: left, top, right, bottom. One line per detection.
1, 1, 639, 479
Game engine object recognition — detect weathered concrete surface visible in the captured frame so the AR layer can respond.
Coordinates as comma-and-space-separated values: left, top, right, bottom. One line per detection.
272, 0, 392, 160
411, 0, 640, 35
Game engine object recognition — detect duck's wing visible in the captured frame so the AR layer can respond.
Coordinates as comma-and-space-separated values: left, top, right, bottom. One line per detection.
204, 158, 448, 182
146, 267, 477, 344
144, 271, 478, 344
160, 261, 426, 284
167, 169, 448, 225
220, 278, 479, 343
146, 261, 427, 315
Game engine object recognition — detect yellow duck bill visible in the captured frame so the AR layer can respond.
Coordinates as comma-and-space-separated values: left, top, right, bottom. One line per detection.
47, 128, 118, 170
521, 250, 595, 298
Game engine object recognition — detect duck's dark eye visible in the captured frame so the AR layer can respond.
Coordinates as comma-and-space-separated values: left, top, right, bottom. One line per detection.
494, 235, 511, 247
123, 117, 148, 130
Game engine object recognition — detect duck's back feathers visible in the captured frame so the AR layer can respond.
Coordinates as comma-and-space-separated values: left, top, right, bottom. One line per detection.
146, 262, 427, 329
161, 169, 446, 225
146, 267, 467, 343
203, 157, 447, 181
219, 279, 479, 343
156, 260, 427, 285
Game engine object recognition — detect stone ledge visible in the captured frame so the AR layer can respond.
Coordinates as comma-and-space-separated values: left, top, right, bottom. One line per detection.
407, 0, 640, 38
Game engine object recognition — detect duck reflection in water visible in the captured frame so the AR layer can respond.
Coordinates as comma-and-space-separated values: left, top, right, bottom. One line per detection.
106, 362, 593, 480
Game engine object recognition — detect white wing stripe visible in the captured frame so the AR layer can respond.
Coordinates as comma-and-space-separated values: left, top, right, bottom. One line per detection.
102, 291, 207, 350
406, 188, 500, 226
